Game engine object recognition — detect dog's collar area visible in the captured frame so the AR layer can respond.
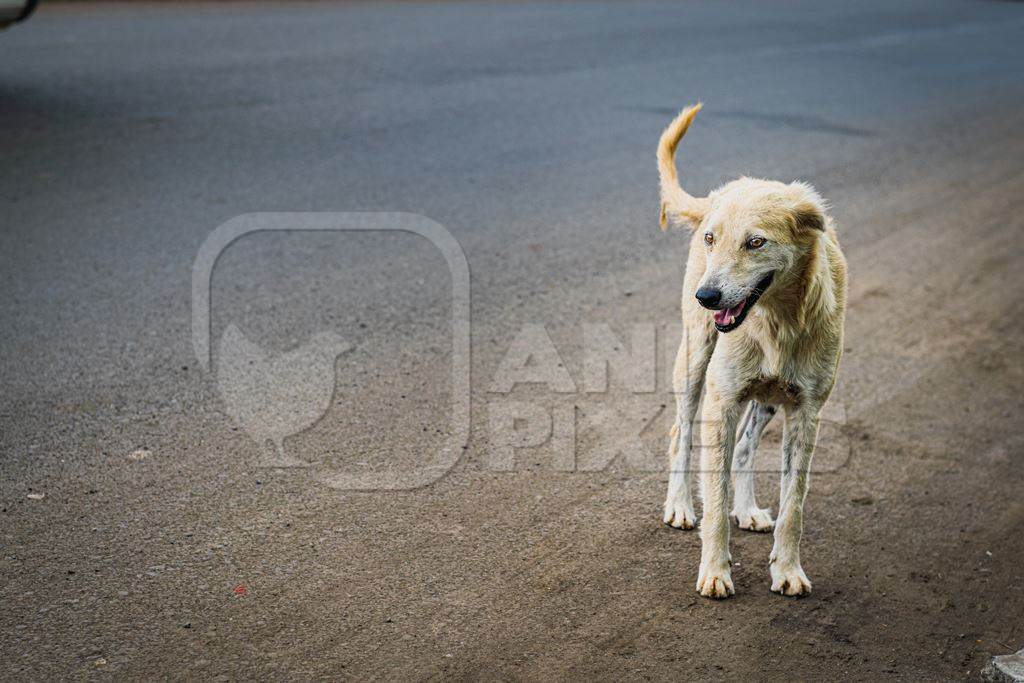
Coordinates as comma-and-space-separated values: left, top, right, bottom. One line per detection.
714, 271, 775, 333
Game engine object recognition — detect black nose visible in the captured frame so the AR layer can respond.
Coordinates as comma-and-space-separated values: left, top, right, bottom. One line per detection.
695, 287, 722, 309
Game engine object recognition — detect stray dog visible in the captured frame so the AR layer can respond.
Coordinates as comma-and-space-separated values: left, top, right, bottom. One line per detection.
657, 104, 847, 598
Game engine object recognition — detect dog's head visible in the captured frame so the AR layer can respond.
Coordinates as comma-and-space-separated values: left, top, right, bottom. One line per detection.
693, 179, 826, 332
658, 105, 827, 332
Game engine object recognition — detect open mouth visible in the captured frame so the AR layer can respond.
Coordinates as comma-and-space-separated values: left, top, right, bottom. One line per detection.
713, 272, 775, 333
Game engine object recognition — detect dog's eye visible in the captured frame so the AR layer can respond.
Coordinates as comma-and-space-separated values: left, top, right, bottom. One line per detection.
704, 233, 714, 246
746, 236, 766, 249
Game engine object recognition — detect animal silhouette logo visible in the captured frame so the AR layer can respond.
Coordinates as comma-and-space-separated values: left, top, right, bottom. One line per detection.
216, 324, 351, 467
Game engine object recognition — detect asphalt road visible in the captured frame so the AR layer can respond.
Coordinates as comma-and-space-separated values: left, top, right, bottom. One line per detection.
2, 1, 1024, 679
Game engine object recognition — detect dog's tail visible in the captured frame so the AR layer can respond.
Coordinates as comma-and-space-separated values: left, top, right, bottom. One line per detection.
657, 103, 710, 230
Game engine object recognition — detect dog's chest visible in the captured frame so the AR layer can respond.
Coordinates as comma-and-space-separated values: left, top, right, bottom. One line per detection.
748, 328, 793, 379
756, 338, 784, 378
740, 325, 805, 404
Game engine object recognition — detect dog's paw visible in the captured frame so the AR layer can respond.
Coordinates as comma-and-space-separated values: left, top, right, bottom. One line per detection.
696, 565, 735, 599
663, 499, 696, 529
769, 561, 812, 597
730, 507, 775, 532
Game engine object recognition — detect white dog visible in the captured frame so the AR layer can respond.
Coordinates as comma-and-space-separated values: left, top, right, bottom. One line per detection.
657, 103, 847, 598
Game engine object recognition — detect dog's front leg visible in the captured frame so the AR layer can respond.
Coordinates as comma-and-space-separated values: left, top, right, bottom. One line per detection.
769, 404, 821, 597
696, 383, 742, 598
663, 330, 714, 529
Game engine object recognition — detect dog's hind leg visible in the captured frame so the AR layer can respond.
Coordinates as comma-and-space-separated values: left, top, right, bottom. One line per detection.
730, 401, 777, 532
663, 323, 714, 529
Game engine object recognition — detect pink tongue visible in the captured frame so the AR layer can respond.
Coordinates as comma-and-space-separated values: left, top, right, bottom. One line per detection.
714, 299, 746, 325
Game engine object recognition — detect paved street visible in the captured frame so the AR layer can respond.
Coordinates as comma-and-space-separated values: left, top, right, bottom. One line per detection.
2, 1, 1024, 679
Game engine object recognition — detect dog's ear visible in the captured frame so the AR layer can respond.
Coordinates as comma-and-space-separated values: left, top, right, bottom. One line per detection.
788, 182, 827, 232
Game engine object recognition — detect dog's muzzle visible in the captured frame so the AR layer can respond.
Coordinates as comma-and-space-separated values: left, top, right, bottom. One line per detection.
713, 272, 775, 333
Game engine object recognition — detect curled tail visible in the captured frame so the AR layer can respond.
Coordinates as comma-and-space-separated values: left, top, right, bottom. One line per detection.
657, 103, 709, 230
